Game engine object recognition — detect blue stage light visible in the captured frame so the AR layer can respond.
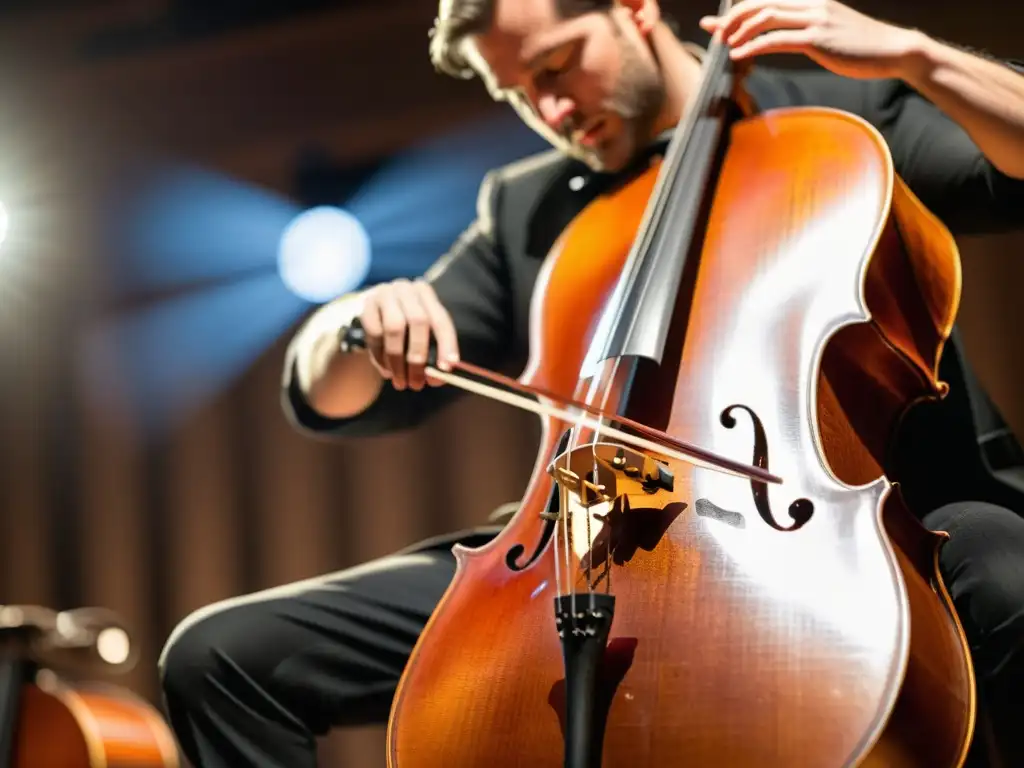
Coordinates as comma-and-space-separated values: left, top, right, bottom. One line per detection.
277, 206, 371, 303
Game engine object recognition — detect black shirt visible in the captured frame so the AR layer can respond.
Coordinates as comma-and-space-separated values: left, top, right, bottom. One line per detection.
284, 63, 1024, 517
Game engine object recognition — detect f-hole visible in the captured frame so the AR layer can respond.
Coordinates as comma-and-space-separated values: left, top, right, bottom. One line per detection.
506, 429, 573, 571
721, 404, 814, 532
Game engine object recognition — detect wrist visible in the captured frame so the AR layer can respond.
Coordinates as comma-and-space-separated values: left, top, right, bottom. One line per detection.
893, 29, 945, 86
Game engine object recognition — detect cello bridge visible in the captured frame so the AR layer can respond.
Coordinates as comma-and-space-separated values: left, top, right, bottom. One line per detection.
547, 442, 674, 509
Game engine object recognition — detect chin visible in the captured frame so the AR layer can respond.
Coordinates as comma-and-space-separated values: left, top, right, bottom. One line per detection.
590, 137, 634, 173
560, 132, 633, 173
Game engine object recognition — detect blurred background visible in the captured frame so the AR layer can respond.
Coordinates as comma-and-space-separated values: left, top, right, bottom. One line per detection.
0, 0, 1019, 765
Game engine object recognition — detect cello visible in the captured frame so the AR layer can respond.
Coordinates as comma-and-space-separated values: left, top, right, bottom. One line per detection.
345, 0, 977, 762
0, 604, 179, 767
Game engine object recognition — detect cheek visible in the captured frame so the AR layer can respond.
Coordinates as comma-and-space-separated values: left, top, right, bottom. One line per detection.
570, 40, 624, 110
561, 74, 607, 114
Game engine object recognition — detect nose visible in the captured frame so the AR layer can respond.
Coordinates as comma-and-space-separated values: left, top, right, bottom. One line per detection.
536, 92, 576, 132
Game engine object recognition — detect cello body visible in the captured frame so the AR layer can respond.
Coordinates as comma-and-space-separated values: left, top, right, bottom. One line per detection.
387, 106, 975, 766
13, 673, 180, 767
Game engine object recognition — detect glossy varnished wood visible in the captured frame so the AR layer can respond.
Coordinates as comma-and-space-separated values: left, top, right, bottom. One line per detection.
387, 108, 974, 766
16, 676, 180, 767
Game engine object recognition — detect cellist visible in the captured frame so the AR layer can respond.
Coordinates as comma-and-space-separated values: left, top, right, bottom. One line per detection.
158, 1, 1024, 765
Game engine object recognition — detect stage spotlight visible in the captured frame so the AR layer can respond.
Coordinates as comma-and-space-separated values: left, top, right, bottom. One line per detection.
277, 206, 371, 303
0, 202, 8, 249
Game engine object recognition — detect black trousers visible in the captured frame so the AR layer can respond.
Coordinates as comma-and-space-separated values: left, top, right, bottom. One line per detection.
159, 503, 1024, 767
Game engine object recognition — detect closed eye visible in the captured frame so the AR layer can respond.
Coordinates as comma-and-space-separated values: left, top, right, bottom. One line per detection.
531, 42, 576, 86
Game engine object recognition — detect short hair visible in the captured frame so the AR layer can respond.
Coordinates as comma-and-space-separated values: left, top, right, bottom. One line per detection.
429, 0, 614, 79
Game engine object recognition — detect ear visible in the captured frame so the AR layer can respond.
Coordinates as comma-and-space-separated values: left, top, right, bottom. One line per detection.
617, 0, 661, 34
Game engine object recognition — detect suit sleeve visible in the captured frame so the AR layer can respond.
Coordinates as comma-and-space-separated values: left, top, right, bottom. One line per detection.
281, 170, 514, 438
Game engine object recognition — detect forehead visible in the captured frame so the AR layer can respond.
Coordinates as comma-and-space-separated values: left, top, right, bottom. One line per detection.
466, 0, 567, 85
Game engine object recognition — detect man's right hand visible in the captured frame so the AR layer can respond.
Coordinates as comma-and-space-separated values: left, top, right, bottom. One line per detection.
358, 278, 459, 391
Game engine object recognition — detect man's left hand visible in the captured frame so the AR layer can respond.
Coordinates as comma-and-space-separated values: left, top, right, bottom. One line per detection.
699, 0, 927, 81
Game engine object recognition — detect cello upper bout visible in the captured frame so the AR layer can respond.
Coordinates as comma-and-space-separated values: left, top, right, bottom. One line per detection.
693, 106, 962, 489
799, 112, 963, 487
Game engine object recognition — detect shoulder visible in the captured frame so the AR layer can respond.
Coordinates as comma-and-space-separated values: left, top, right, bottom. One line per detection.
476, 147, 580, 245
484, 148, 575, 203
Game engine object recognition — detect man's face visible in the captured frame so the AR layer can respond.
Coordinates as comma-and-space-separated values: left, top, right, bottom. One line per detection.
465, 0, 666, 172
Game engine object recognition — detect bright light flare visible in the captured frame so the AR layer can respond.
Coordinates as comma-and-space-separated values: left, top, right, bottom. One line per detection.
278, 206, 371, 303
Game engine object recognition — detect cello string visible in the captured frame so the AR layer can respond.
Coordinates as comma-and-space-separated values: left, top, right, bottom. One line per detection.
577, 373, 607, 604
564, 436, 574, 602
564, 469, 575, 617
565, 421, 581, 626
603, 501, 615, 595
597, 360, 621, 598
589, 365, 617, 599
552, 462, 565, 600
585, 435, 596, 597
579, 377, 598, 600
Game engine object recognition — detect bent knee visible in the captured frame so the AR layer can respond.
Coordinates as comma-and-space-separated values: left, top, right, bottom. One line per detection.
159, 604, 226, 697
925, 502, 1024, 591
159, 597, 263, 701
159, 586, 314, 703
925, 501, 1024, 539
924, 502, 1024, 673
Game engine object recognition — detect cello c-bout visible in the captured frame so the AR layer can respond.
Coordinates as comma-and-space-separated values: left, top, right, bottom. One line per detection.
385, 7, 975, 765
